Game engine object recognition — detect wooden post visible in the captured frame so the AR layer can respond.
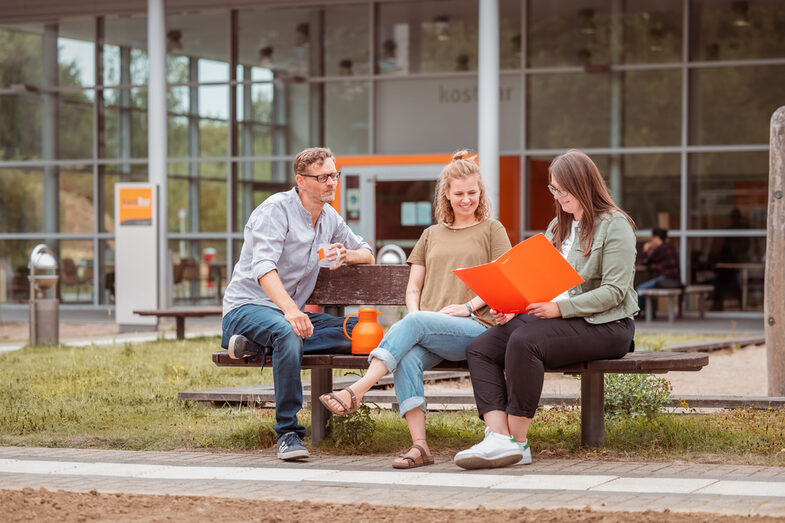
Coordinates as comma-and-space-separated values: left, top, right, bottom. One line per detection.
767, 106, 785, 396
580, 372, 605, 448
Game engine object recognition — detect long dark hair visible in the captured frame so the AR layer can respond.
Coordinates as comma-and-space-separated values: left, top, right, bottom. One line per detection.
548, 149, 635, 255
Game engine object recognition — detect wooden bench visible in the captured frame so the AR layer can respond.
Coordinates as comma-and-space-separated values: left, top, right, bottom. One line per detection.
212, 264, 708, 448
134, 306, 222, 339
638, 284, 715, 323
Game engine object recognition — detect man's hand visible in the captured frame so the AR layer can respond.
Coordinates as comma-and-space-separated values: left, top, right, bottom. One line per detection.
526, 302, 561, 319
284, 309, 313, 338
491, 309, 516, 325
439, 303, 470, 317
323, 242, 347, 270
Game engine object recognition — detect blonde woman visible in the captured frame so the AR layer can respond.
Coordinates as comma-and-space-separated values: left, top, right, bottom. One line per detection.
320, 150, 511, 468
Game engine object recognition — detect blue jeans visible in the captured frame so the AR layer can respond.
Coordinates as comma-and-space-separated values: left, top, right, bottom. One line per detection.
221, 304, 357, 439
368, 311, 488, 418
636, 275, 667, 311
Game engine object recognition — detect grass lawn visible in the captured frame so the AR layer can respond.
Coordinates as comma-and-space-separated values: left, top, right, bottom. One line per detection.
1, 335, 783, 466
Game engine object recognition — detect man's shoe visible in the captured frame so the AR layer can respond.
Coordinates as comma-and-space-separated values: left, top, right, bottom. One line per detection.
515, 440, 532, 465
454, 430, 523, 470
227, 334, 263, 359
277, 432, 310, 461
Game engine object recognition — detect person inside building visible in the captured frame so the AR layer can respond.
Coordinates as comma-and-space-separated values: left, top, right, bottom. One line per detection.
454, 149, 638, 470
319, 150, 511, 469
220, 147, 374, 461
636, 227, 682, 312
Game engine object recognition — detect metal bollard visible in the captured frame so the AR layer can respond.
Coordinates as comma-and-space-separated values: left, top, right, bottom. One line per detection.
28, 244, 59, 345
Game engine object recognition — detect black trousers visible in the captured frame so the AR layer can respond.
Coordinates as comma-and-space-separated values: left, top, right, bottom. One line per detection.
466, 314, 634, 419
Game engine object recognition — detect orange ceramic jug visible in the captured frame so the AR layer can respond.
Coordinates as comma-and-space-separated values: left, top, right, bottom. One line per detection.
342, 307, 384, 355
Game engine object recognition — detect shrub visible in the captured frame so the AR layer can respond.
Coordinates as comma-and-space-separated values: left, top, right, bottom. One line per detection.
326, 404, 377, 448
604, 373, 672, 419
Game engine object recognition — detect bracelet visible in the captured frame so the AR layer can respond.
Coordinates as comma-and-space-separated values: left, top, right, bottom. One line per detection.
465, 302, 474, 315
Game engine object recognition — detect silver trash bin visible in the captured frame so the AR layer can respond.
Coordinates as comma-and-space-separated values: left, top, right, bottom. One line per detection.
28, 244, 59, 345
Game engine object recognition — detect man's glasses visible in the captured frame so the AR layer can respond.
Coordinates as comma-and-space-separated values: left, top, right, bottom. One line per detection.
547, 184, 567, 198
299, 171, 342, 183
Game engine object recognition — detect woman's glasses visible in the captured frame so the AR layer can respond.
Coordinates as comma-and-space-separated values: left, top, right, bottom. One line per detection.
547, 184, 567, 198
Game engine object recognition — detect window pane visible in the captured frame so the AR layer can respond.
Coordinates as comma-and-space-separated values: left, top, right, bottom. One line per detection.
690, 0, 785, 61
0, 24, 43, 86
500, 0, 522, 70
690, 65, 785, 145
375, 76, 521, 154
325, 81, 369, 154
104, 15, 148, 85
169, 239, 226, 304
59, 165, 94, 234
0, 168, 42, 233
59, 239, 93, 304
167, 163, 227, 233
166, 12, 229, 79
59, 19, 95, 88
688, 151, 768, 229
59, 90, 94, 159
237, 7, 313, 78
623, 0, 683, 64
0, 94, 42, 161
0, 239, 44, 303
688, 236, 765, 312
622, 154, 680, 230
325, 4, 370, 76
623, 70, 681, 146
527, 73, 609, 149
376, 0, 479, 75
235, 161, 292, 231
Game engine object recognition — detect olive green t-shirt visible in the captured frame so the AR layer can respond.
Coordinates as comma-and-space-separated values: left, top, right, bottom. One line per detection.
407, 219, 511, 324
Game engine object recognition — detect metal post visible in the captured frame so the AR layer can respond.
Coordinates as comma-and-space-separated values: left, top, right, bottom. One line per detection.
42, 24, 59, 243
478, 0, 500, 218
148, 0, 169, 308
766, 106, 785, 396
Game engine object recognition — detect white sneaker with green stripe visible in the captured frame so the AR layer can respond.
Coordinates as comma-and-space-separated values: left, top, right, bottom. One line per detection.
454, 428, 523, 470
516, 440, 532, 465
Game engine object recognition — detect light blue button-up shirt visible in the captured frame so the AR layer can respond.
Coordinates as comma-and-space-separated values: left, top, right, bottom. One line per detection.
222, 188, 372, 316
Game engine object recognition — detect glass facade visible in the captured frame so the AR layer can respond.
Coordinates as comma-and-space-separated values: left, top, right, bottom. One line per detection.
0, 0, 782, 314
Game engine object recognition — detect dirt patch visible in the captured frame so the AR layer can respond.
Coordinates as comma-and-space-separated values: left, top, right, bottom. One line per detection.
4, 488, 780, 523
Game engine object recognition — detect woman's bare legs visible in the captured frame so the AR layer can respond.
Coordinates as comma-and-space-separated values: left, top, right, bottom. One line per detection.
391, 407, 432, 465
484, 410, 531, 444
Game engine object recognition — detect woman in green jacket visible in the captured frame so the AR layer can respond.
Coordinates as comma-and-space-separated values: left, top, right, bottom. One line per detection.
454, 149, 639, 470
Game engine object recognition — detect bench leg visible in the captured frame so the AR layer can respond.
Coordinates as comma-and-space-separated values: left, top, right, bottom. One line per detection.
581, 372, 604, 448
176, 317, 185, 340
667, 296, 675, 323
310, 368, 333, 444
698, 294, 706, 319
645, 296, 654, 322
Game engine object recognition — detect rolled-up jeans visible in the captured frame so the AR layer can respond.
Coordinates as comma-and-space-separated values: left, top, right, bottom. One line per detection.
368, 311, 488, 417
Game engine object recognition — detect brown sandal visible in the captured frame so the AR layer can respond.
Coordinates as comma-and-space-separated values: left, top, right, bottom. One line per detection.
392, 444, 435, 469
318, 387, 360, 416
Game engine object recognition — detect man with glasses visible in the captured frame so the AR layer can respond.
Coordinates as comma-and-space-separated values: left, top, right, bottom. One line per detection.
221, 147, 374, 461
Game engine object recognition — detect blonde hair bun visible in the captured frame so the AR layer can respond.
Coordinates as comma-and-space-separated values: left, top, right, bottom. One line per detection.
452, 149, 477, 163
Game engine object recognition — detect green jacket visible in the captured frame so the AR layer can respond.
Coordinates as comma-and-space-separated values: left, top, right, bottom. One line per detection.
546, 211, 639, 324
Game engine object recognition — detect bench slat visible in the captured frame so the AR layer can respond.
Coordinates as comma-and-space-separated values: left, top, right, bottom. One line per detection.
306, 265, 410, 306
212, 350, 708, 373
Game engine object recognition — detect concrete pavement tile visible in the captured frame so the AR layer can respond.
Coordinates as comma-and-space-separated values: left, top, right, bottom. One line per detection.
697, 480, 785, 497
753, 501, 785, 517
629, 462, 672, 474
592, 476, 716, 494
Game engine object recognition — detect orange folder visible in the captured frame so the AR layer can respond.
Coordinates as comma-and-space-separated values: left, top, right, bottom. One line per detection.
453, 233, 584, 314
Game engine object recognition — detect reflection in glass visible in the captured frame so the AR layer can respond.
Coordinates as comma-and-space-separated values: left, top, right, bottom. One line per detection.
168, 239, 227, 304
165, 12, 229, 79
500, 0, 522, 69
59, 90, 94, 159
688, 151, 768, 230
623, 70, 681, 146
325, 4, 370, 76
0, 168, 43, 233
237, 7, 313, 78
622, 154, 680, 230
59, 239, 94, 303
0, 25, 43, 86
376, 0, 478, 75
235, 161, 292, 231
59, 166, 94, 234
690, 66, 785, 145
104, 15, 148, 85
688, 236, 765, 312
527, 73, 610, 149
326, 81, 369, 154
0, 239, 45, 303
691, 0, 785, 61
0, 94, 42, 161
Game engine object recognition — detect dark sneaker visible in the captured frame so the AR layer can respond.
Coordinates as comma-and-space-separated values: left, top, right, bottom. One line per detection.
227, 334, 263, 359
277, 432, 309, 461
